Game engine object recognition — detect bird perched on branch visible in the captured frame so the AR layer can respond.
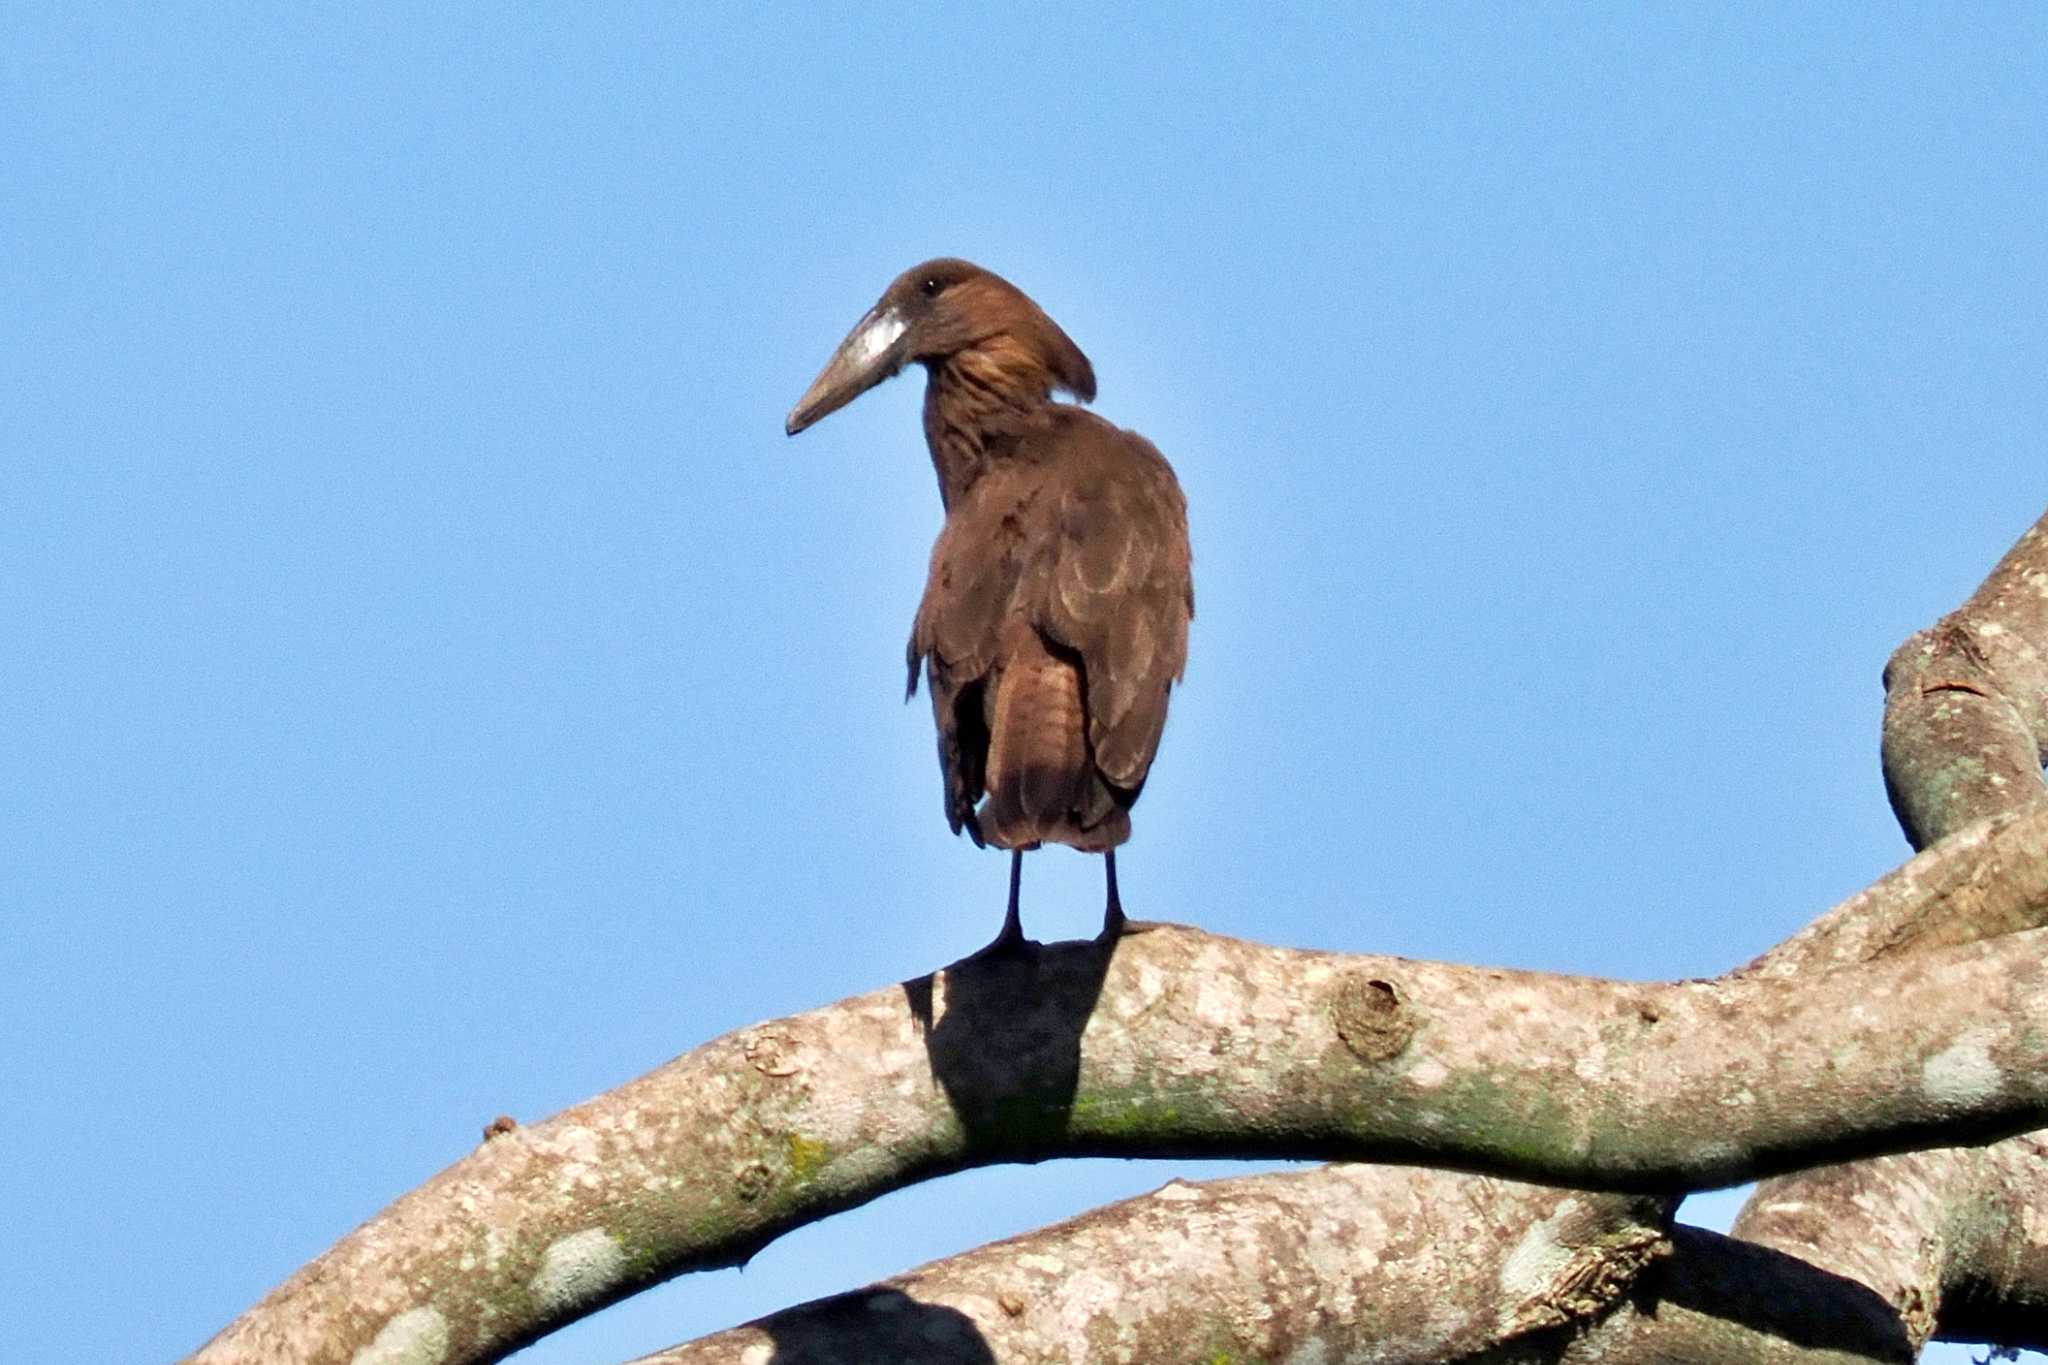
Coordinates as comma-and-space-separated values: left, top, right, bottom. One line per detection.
787, 258, 1193, 952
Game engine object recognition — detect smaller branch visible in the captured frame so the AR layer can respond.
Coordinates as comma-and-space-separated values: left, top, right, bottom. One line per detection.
1938, 1135, 2048, 1349
1743, 804, 2048, 975
1790, 1134, 2048, 1353
1882, 507, 2048, 851
1731, 506, 2048, 1363
638, 1167, 1928, 1365
633, 1167, 1669, 1365
1734, 1155, 1956, 1356
1558, 1225, 1916, 1365
1732, 1138, 2048, 1358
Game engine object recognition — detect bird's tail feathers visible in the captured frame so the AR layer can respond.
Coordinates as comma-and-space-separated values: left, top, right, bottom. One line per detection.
980, 632, 1087, 849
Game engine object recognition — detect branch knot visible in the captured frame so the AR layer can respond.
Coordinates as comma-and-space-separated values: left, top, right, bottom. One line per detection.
1331, 974, 1415, 1063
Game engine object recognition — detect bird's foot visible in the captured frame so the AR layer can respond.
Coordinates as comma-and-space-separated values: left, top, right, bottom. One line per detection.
1096, 908, 1166, 945
1095, 904, 1125, 944
961, 920, 1032, 966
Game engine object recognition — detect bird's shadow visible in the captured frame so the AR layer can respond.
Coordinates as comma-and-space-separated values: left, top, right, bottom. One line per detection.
900, 930, 1123, 1159
807, 955, 1918, 1362
761, 1287, 997, 1364
753, 942, 1121, 1364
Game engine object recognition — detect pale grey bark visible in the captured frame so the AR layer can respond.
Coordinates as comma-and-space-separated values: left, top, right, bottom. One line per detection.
630, 506, 2048, 1365
640, 1169, 1946, 1365
1939, 1136, 2048, 1347
191, 508, 2048, 1365
1721, 503, 2048, 1358
1742, 804, 2048, 974
185, 873, 2048, 1365
634, 1170, 1671, 1365
1720, 1136, 2048, 1356
631, 794, 2048, 1365
1882, 512, 2048, 851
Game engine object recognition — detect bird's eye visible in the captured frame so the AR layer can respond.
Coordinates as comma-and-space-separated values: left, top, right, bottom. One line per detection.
920, 276, 945, 298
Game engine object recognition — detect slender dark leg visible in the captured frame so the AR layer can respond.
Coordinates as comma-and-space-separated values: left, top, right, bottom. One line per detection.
966, 850, 1028, 961
1001, 849, 1025, 944
1097, 849, 1127, 941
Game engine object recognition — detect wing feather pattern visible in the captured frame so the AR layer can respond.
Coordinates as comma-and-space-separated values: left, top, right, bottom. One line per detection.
906, 410, 1192, 848
1035, 417, 1191, 797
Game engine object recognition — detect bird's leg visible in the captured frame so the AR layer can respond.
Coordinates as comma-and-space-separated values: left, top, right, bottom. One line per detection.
1001, 848, 1025, 944
966, 850, 1029, 962
1097, 849, 1127, 942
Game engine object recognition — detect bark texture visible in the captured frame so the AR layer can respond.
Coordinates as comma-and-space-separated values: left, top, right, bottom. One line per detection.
187, 883, 2048, 1365
640, 1174, 1949, 1365
1882, 512, 2048, 851
1727, 504, 2048, 1358
635, 1170, 1669, 1365
191, 507, 2048, 1364
632, 504, 2048, 1365
1940, 1136, 2048, 1349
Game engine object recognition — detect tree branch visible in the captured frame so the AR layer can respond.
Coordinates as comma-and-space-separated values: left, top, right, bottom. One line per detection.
632, 1168, 1672, 1365
1725, 503, 2048, 1359
1882, 508, 2048, 850
1729, 1136, 2048, 1356
1938, 1135, 2048, 1349
632, 1165, 1935, 1365
632, 506, 2048, 1365
194, 816, 2048, 1365
195, 506, 2048, 1365
1745, 806, 2048, 972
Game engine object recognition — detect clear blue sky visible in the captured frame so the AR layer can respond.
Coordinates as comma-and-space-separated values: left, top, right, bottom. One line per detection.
6, 7, 2044, 1361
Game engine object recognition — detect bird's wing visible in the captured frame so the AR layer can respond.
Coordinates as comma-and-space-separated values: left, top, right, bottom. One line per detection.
907, 472, 1034, 840
908, 499, 1022, 690
1034, 420, 1193, 793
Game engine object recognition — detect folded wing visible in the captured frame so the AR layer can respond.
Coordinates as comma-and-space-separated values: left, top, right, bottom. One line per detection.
907, 412, 1192, 847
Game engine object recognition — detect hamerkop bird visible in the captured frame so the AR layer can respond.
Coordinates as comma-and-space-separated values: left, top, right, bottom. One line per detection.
786, 258, 1193, 951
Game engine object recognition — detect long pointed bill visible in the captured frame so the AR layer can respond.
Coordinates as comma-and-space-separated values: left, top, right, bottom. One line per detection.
785, 307, 910, 435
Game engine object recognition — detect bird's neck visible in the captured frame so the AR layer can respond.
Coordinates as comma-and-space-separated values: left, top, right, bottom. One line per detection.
922, 342, 1056, 510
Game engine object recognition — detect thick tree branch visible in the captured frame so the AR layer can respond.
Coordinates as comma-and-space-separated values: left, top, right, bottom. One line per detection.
649, 1121, 2048, 1364
1735, 1155, 1957, 1356
1718, 1113, 2048, 1360
637, 507, 2048, 1365
196, 507, 2048, 1365
638, 814, 2048, 1365
1561, 1225, 1919, 1364
195, 850, 2048, 1365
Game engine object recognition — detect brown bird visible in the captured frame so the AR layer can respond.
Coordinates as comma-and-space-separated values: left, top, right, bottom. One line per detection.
786, 258, 1193, 952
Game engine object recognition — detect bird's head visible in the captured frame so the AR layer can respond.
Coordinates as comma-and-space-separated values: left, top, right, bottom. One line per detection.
785, 258, 1095, 436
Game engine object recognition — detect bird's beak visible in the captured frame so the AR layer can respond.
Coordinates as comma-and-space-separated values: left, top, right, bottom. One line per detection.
785, 307, 910, 436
